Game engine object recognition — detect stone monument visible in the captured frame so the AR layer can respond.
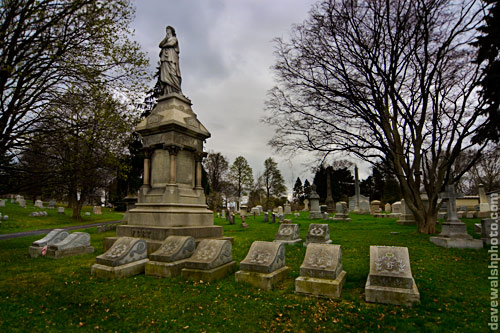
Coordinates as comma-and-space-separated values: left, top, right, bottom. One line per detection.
146, 235, 196, 277
92, 237, 148, 278
46, 232, 94, 259
430, 185, 482, 249
102, 26, 225, 254
274, 224, 301, 245
181, 239, 235, 282
396, 199, 416, 225
331, 202, 351, 221
29, 229, 70, 258
304, 224, 332, 246
303, 199, 309, 211
235, 241, 289, 290
365, 246, 420, 306
295, 244, 346, 298
308, 185, 322, 219
478, 184, 491, 218
284, 203, 292, 215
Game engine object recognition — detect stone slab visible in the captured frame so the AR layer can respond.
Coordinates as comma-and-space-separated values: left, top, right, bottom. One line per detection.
96, 237, 147, 267
235, 266, 289, 291
183, 239, 232, 270
295, 270, 346, 299
368, 246, 414, 290
46, 245, 94, 259
300, 244, 342, 280
91, 259, 149, 279
145, 259, 188, 278
181, 261, 236, 282
149, 235, 195, 263
274, 224, 301, 242
430, 236, 483, 249
304, 224, 331, 246
365, 276, 420, 307
239, 241, 285, 274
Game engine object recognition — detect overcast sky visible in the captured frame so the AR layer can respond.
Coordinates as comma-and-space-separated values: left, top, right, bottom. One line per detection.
130, 0, 371, 194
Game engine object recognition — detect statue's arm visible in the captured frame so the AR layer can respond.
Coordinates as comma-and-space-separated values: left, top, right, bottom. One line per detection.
159, 37, 178, 48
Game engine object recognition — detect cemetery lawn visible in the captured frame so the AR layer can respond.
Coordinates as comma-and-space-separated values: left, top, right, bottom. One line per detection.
0, 212, 489, 332
0, 201, 124, 234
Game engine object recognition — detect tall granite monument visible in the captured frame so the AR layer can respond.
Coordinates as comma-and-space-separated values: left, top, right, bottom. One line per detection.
103, 26, 223, 253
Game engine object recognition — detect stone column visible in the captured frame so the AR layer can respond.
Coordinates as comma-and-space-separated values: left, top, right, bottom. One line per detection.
165, 145, 181, 184
194, 152, 207, 189
142, 149, 153, 187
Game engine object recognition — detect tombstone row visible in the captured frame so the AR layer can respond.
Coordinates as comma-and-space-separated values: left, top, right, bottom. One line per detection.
29, 229, 94, 258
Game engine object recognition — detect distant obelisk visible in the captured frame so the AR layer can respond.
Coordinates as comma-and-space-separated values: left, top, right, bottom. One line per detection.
353, 165, 360, 213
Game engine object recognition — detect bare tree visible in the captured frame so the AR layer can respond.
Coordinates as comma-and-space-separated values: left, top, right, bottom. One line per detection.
264, 0, 489, 233
228, 156, 253, 210
0, 0, 149, 162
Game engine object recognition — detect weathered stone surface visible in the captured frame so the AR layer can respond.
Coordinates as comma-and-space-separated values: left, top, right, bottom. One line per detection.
96, 237, 147, 267
183, 239, 232, 270
46, 232, 94, 259
300, 244, 342, 280
34, 200, 43, 208
274, 224, 301, 244
92, 259, 149, 279
392, 201, 401, 214
331, 202, 351, 221
48, 200, 56, 208
295, 272, 347, 299
304, 224, 332, 246
33, 229, 69, 247
49, 232, 90, 251
385, 203, 392, 212
29, 229, 70, 258
284, 203, 292, 215
235, 266, 289, 290
0, 199, 5, 207
240, 241, 285, 274
236, 241, 288, 290
309, 185, 322, 219
149, 235, 195, 263
430, 185, 483, 249
365, 246, 420, 306
58, 207, 65, 214
181, 261, 236, 282
482, 218, 500, 246
396, 199, 416, 225
93, 206, 102, 215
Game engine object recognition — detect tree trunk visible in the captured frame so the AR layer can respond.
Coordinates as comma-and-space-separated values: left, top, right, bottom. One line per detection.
418, 213, 437, 234
72, 198, 84, 221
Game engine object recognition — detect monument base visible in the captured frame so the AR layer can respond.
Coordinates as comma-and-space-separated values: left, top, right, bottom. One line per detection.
46, 246, 94, 259
235, 266, 289, 291
429, 236, 483, 249
145, 259, 187, 278
295, 270, 346, 299
91, 259, 148, 279
365, 277, 420, 307
330, 217, 352, 222
103, 225, 228, 253
181, 261, 236, 282
273, 239, 302, 245
304, 240, 332, 247
396, 215, 416, 225
309, 211, 322, 219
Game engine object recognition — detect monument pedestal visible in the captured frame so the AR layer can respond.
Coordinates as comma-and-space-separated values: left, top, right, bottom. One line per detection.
100, 93, 228, 261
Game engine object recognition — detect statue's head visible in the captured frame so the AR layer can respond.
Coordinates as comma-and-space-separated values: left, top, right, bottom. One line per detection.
166, 25, 176, 37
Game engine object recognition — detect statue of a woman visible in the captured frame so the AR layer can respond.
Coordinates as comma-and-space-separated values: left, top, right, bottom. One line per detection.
159, 26, 182, 94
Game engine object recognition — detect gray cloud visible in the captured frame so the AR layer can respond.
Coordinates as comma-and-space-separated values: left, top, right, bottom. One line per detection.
130, 0, 370, 195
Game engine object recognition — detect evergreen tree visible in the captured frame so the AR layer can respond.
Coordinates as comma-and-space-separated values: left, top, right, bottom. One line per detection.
292, 177, 304, 203
262, 158, 287, 210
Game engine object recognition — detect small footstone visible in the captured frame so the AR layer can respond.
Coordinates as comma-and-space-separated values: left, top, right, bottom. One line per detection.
365, 246, 420, 307
274, 224, 301, 245
145, 236, 196, 278
92, 237, 148, 279
236, 241, 288, 290
295, 244, 346, 299
46, 232, 94, 259
181, 239, 235, 282
29, 229, 70, 258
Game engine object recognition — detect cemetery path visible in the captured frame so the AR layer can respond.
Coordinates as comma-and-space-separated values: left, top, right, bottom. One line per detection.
0, 220, 123, 241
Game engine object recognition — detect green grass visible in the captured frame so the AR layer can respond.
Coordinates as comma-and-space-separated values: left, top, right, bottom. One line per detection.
0, 210, 491, 332
0, 200, 124, 234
